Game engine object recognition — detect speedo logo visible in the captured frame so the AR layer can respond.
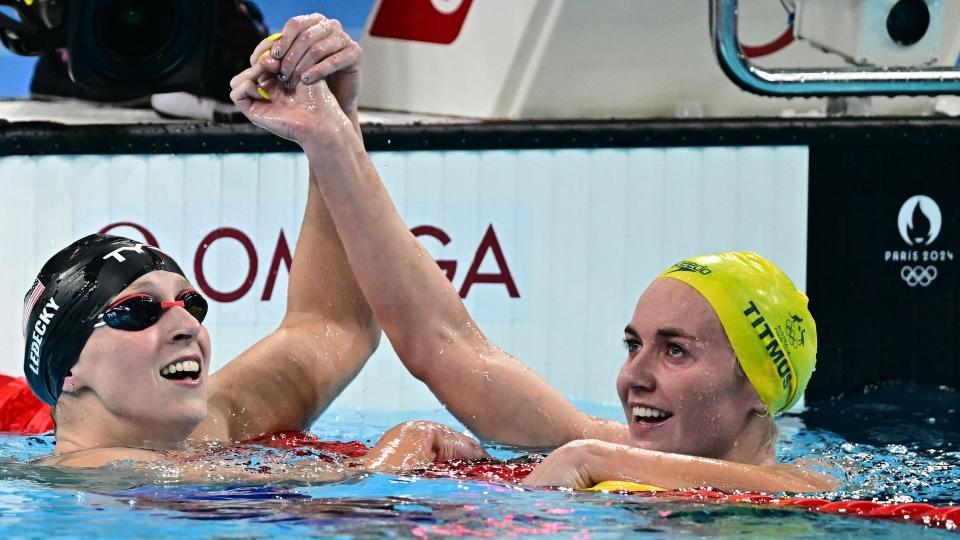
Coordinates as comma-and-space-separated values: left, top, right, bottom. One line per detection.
666, 260, 712, 275
28, 298, 60, 376
742, 300, 793, 391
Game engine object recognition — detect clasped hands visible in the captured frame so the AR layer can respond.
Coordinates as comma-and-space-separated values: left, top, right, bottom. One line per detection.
229, 13, 361, 147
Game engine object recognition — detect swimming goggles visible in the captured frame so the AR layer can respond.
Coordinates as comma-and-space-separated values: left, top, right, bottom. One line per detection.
95, 290, 208, 331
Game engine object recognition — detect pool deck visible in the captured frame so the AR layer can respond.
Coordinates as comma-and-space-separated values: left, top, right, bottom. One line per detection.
0, 98, 474, 126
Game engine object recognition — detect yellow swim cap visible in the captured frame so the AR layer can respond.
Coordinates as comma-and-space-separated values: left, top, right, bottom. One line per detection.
657, 252, 817, 415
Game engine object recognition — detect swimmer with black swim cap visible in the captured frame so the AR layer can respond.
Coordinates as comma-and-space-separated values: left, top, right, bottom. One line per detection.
23, 234, 193, 408
20, 14, 489, 476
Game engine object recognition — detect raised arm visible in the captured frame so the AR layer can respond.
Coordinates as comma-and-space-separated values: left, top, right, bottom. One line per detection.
302, 140, 627, 447
226, 36, 626, 446
199, 15, 379, 442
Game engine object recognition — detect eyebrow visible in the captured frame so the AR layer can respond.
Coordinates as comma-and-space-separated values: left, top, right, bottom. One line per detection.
623, 325, 697, 341
658, 328, 698, 341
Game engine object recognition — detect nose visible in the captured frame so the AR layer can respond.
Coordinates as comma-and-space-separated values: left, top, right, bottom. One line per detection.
620, 347, 657, 393
161, 302, 202, 343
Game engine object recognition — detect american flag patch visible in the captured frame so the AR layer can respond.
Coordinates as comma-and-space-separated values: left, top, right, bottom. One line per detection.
22, 280, 45, 339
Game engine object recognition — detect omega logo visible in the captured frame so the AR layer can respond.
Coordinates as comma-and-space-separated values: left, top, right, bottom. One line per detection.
99, 222, 520, 303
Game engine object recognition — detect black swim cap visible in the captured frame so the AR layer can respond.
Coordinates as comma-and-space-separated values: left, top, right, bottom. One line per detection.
22, 234, 185, 406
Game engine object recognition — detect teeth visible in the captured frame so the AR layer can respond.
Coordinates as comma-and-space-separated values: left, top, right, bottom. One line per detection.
160, 360, 201, 376
632, 406, 669, 419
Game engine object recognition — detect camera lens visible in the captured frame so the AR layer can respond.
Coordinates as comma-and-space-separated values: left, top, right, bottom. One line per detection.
94, 0, 179, 62
886, 0, 930, 46
66, 0, 213, 96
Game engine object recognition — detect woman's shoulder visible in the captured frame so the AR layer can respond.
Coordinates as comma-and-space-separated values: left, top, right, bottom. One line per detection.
35, 447, 167, 468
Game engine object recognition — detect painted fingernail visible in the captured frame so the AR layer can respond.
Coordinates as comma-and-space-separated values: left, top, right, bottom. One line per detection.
284, 79, 294, 89
273, 46, 282, 57
257, 87, 271, 101
267, 32, 283, 42
301, 75, 310, 84
278, 70, 287, 81
258, 50, 271, 62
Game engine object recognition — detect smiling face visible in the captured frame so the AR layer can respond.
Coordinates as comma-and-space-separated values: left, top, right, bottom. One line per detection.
65, 270, 212, 442
615, 278, 765, 460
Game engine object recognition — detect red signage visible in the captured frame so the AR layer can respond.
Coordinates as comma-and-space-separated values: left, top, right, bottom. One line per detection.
369, 0, 474, 44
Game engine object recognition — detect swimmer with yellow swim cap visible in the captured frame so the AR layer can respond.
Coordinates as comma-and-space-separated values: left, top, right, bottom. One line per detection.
298, 86, 837, 489
519, 252, 827, 491
611, 252, 817, 463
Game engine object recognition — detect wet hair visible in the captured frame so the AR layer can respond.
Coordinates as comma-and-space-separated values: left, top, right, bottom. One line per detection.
22, 234, 184, 406
734, 358, 747, 380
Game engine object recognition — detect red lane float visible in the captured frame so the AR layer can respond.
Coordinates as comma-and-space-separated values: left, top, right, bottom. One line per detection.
598, 487, 959, 531
248, 431, 540, 483
277, 443, 960, 531
0, 375, 53, 434
247, 430, 370, 459
419, 458, 539, 484
1, 394, 957, 531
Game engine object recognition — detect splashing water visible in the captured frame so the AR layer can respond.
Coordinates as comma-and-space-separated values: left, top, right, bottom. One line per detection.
1, 384, 959, 538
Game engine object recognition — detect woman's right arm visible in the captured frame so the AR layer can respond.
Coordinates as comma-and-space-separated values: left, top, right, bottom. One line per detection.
521, 439, 839, 493
300, 116, 628, 448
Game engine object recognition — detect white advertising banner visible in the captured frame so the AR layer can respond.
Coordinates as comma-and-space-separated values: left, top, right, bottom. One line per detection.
0, 146, 808, 411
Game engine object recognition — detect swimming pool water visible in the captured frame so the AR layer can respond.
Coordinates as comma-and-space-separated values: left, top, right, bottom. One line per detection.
2, 383, 959, 539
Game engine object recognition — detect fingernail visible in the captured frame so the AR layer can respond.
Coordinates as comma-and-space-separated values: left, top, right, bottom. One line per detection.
284, 79, 294, 89
278, 69, 287, 81
257, 87, 271, 101
301, 75, 310, 84
258, 50, 271, 62
267, 32, 283, 42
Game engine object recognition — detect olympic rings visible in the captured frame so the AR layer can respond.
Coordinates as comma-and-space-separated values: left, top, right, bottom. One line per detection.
900, 265, 938, 287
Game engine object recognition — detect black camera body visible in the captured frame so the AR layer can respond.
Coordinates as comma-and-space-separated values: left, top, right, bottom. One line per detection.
66, 0, 217, 99
1, 0, 266, 103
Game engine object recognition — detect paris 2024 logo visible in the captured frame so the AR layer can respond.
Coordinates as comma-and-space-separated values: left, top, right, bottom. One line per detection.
885, 195, 953, 287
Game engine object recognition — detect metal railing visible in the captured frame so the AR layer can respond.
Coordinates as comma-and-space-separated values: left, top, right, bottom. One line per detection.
711, 0, 960, 96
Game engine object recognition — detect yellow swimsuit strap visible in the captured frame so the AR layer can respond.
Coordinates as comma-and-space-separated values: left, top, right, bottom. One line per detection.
583, 481, 667, 492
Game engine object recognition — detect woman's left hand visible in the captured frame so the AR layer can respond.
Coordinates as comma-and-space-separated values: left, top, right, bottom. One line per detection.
229, 13, 362, 145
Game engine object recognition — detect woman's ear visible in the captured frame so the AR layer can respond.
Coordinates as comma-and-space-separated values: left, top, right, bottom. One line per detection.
741, 377, 769, 418
750, 390, 771, 418
753, 405, 771, 418
61, 372, 85, 395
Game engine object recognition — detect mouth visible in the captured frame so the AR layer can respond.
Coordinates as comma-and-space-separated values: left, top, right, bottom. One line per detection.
631, 405, 673, 425
159, 358, 202, 382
